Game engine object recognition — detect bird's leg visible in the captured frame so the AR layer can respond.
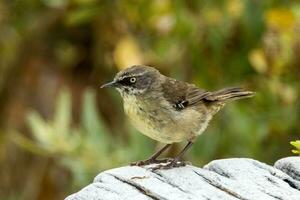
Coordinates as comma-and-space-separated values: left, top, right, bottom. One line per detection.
152, 141, 194, 170
131, 144, 172, 166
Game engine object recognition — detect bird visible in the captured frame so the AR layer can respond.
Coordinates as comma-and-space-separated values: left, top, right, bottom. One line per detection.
101, 65, 254, 169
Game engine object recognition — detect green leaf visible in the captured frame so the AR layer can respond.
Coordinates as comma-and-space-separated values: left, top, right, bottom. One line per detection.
27, 111, 51, 147
54, 88, 71, 135
292, 150, 300, 154
290, 140, 300, 155
81, 88, 109, 150
290, 140, 300, 148
10, 131, 49, 156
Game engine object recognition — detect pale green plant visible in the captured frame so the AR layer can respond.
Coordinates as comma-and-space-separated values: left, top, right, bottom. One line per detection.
290, 140, 300, 155
11, 88, 140, 186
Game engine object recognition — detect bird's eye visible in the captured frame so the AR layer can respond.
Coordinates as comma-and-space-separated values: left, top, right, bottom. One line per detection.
130, 77, 136, 83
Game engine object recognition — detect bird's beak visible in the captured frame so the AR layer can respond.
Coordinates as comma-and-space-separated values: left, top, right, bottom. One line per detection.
100, 80, 118, 88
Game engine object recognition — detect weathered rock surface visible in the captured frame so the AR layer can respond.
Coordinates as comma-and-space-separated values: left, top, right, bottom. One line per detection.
275, 157, 300, 182
65, 157, 300, 200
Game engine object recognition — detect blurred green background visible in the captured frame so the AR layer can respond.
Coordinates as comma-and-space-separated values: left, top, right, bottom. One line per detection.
0, 0, 300, 199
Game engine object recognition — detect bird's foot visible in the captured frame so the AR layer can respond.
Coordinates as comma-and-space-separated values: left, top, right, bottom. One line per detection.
130, 158, 172, 166
150, 159, 191, 170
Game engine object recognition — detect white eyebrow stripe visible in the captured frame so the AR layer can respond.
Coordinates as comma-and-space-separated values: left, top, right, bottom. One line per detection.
119, 72, 147, 80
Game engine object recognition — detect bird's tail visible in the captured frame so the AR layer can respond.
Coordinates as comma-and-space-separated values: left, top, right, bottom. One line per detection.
205, 87, 255, 102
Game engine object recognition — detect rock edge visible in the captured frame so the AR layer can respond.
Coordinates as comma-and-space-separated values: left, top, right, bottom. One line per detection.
65, 157, 300, 200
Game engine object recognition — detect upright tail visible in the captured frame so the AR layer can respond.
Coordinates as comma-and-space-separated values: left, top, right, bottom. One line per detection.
205, 87, 255, 102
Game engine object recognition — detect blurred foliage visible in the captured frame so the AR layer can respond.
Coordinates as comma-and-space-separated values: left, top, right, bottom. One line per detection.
12, 88, 154, 189
0, 0, 300, 199
12, 88, 114, 186
291, 140, 300, 155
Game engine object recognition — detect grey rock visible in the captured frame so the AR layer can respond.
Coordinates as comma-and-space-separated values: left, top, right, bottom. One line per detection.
65, 157, 300, 200
275, 157, 300, 181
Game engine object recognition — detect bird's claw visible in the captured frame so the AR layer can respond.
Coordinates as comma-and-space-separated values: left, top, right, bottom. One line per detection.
150, 159, 190, 170
130, 158, 172, 166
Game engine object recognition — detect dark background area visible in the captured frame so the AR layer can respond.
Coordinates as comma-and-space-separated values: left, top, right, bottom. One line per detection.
0, 0, 299, 199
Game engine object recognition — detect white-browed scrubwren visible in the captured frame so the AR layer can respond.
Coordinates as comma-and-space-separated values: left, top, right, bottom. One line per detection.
101, 65, 255, 169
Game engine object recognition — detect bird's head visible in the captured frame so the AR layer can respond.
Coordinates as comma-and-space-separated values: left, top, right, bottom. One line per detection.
101, 65, 161, 96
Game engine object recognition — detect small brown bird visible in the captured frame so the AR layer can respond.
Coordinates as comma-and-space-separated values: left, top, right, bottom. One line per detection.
101, 65, 254, 169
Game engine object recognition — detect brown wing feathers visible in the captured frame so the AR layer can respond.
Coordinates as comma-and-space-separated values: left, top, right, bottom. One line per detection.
162, 78, 254, 110
204, 87, 255, 102
186, 87, 210, 106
